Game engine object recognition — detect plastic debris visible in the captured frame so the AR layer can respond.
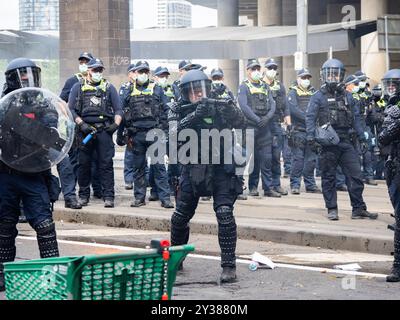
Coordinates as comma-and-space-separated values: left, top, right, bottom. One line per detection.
250, 252, 275, 269
333, 263, 362, 271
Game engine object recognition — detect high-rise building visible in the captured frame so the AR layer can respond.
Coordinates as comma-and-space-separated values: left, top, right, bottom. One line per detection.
19, 0, 59, 31
129, 0, 134, 29
157, 0, 192, 28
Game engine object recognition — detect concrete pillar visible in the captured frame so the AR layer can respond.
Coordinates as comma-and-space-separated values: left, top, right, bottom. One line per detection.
59, 0, 131, 88
257, 0, 283, 81
361, 0, 388, 85
217, 0, 239, 94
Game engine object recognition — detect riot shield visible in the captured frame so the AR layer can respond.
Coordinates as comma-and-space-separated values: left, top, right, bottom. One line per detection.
0, 87, 75, 173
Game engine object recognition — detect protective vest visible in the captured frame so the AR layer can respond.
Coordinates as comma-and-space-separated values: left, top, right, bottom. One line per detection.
269, 80, 285, 115
290, 85, 315, 112
358, 90, 371, 115
244, 79, 270, 116
164, 85, 175, 102
377, 99, 386, 108
124, 81, 160, 126
78, 79, 113, 122
319, 91, 353, 135
75, 73, 84, 81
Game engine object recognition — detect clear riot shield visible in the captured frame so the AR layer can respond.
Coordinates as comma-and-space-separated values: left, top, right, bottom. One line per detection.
0, 87, 75, 173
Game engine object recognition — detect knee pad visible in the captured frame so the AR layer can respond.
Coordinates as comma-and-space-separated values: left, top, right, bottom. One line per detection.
171, 210, 191, 229
0, 219, 18, 263
34, 219, 59, 259
216, 206, 235, 226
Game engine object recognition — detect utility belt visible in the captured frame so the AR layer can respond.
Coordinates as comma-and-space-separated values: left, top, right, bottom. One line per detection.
0, 161, 40, 177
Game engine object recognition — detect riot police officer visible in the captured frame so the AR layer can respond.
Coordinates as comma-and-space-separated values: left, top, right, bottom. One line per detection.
354, 71, 377, 186
120, 61, 173, 208
238, 59, 277, 197
378, 69, 400, 281
149, 66, 180, 201
172, 60, 193, 101
263, 58, 290, 196
57, 52, 94, 210
306, 59, 378, 221
169, 69, 245, 283
119, 64, 137, 190
287, 68, 320, 195
367, 84, 387, 180
0, 58, 73, 291
68, 58, 122, 208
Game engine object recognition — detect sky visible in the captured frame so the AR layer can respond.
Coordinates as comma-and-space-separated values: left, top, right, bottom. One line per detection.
0, 0, 217, 30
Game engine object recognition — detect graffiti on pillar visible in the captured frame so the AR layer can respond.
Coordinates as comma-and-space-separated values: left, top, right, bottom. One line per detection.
112, 56, 130, 66
341, 5, 356, 30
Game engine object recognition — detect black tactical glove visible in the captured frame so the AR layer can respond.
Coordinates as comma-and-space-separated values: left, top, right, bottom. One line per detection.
257, 116, 270, 128
105, 123, 119, 135
116, 133, 126, 146
195, 103, 210, 118
307, 138, 320, 153
79, 121, 94, 135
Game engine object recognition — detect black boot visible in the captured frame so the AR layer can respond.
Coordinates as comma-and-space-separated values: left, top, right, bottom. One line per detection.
220, 267, 237, 283
387, 228, 400, 282
35, 219, 59, 258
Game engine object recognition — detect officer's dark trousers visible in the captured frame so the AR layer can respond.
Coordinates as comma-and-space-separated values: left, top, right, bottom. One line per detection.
282, 134, 292, 174
320, 141, 366, 211
289, 132, 317, 190
336, 166, 346, 188
0, 172, 58, 264
248, 142, 273, 192
387, 171, 400, 270
131, 131, 170, 202
91, 151, 103, 197
271, 133, 284, 188
171, 166, 237, 267
57, 148, 78, 202
78, 130, 115, 201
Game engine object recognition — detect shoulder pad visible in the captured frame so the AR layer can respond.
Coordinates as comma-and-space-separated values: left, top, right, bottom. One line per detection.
387, 105, 400, 119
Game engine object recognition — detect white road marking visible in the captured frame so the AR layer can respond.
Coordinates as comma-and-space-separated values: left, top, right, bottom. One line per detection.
17, 236, 389, 279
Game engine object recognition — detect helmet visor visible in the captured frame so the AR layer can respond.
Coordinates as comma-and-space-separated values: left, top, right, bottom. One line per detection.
383, 79, 400, 97
181, 79, 211, 103
10, 67, 41, 88
322, 68, 345, 84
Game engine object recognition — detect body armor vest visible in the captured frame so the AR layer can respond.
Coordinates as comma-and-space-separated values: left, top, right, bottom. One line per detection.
164, 85, 175, 102
244, 80, 270, 116
291, 85, 315, 130
124, 81, 160, 126
78, 79, 113, 122
318, 91, 353, 136
269, 80, 284, 115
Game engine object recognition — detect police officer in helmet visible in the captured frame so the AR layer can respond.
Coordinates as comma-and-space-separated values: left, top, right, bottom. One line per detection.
0, 58, 67, 291
68, 58, 122, 208
119, 61, 173, 208
378, 69, 400, 282
169, 69, 245, 283
306, 58, 378, 221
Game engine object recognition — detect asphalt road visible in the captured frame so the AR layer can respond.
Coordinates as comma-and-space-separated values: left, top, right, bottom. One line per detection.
1, 234, 399, 301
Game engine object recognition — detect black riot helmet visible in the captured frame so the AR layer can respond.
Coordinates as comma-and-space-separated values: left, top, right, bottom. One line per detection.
5, 58, 41, 92
179, 70, 212, 103
372, 84, 383, 99
321, 58, 345, 91
382, 69, 400, 100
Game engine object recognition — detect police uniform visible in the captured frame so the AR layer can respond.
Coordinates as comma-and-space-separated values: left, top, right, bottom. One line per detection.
68, 61, 122, 207
238, 72, 276, 196
306, 59, 377, 221
378, 69, 400, 282
269, 79, 290, 193
169, 70, 245, 282
287, 83, 319, 193
120, 71, 172, 207
0, 58, 67, 291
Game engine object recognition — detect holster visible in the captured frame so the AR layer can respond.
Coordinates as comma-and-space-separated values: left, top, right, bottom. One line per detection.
189, 164, 214, 197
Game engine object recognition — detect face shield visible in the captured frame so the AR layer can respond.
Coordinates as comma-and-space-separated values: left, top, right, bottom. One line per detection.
6, 67, 41, 90
321, 68, 345, 85
383, 79, 400, 98
181, 79, 211, 103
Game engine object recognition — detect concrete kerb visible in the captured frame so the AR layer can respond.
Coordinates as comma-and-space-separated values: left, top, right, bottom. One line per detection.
53, 208, 394, 255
